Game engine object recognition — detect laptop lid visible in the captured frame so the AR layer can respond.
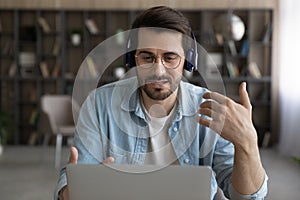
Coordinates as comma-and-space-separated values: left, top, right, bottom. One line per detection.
66, 164, 212, 200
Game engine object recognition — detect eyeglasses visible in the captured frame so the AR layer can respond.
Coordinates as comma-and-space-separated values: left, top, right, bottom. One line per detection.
135, 52, 182, 69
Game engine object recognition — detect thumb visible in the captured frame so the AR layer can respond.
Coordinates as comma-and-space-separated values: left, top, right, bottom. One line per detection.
239, 82, 251, 109
68, 146, 78, 164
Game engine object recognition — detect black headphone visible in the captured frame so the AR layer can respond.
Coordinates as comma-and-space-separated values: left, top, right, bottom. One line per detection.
125, 31, 198, 72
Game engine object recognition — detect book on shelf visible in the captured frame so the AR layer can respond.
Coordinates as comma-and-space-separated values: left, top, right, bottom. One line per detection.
86, 56, 98, 78
8, 62, 16, 77
262, 23, 272, 44
85, 18, 100, 34
248, 62, 262, 78
215, 33, 224, 45
2, 38, 14, 55
38, 17, 51, 33
0, 18, 2, 32
52, 39, 61, 56
29, 109, 38, 125
51, 62, 61, 78
206, 53, 223, 79
227, 40, 237, 56
262, 131, 271, 148
28, 131, 38, 146
240, 39, 249, 56
226, 61, 239, 78
40, 61, 50, 78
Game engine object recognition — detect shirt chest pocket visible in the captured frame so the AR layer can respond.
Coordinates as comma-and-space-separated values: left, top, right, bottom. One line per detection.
109, 147, 134, 164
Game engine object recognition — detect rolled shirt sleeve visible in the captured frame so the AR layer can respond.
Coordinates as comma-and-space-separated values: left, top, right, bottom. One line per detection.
228, 173, 269, 200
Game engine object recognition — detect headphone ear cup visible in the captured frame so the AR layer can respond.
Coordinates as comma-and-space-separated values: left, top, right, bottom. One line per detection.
125, 51, 131, 68
125, 51, 136, 68
185, 49, 194, 72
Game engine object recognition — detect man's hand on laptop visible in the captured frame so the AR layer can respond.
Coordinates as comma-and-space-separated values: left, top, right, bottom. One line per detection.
58, 147, 115, 200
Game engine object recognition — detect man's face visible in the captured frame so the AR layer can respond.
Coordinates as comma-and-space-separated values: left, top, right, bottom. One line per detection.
135, 28, 185, 101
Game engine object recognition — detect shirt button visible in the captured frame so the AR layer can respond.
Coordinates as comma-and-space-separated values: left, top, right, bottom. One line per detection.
173, 127, 178, 132
184, 158, 190, 164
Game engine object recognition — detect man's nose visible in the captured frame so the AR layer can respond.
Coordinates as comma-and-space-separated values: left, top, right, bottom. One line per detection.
152, 58, 166, 75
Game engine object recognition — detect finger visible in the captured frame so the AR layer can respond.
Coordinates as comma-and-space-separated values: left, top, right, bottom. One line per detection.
197, 116, 212, 128
68, 146, 78, 164
199, 107, 225, 122
203, 92, 227, 105
199, 107, 213, 118
239, 82, 252, 109
197, 116, 223, 135
102, 157, 115, 164
200, 100, 222, 112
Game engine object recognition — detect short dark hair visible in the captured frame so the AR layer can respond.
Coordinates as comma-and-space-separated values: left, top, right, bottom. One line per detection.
126, 6, 194, 69
131, 6, 192, 36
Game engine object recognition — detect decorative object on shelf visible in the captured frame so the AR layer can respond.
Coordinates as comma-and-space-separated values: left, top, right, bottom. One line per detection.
70, 29, 82, 46
115, 29, 125, 45
214, 13, 245, 42
214, 13, 245, 56
19, 52, 36, 77
114, 66, 125, 79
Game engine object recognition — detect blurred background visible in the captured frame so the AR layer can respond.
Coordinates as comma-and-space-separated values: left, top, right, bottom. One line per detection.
0, 0, 299, 199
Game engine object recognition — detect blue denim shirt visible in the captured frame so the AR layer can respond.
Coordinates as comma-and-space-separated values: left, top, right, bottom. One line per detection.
54, 77, 268, 200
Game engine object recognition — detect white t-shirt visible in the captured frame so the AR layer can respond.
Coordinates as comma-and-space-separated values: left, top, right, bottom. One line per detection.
143, 103, 179, 165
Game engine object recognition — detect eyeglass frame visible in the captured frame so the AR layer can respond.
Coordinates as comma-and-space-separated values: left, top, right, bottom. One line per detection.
134, 51, 182, 69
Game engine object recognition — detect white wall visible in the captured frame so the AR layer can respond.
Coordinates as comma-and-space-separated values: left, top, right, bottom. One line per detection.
278, 0, 300, 157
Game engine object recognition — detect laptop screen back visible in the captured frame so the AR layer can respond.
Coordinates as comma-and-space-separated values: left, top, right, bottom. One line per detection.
66, 164, 212, 200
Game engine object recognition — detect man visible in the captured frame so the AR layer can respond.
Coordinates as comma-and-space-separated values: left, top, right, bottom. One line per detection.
55, 6, 268, 200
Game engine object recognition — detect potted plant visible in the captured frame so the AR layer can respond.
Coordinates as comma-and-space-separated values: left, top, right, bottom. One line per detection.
0, 111, 12, 155
292, 157, 300, 165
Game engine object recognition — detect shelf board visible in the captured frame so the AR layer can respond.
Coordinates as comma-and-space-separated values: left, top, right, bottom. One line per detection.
251, 100, 271, 106
203, 76, 271, 83
0, 54, 14, 58
42, 54, 58, 59
41, 30, 61, 36
18, 100, 37, 105
17, 76, 38, 81
250, 41, 272, 47
0, 76, 15, 81
223, 76, 271, 83
0, 31, 14, 35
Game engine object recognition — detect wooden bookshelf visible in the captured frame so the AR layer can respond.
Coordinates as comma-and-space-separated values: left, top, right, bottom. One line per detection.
0, 1, 278, 146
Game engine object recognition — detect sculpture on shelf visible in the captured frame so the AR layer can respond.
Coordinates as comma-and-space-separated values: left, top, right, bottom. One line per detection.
214, 13, 246, 56
214, 13, 245, 42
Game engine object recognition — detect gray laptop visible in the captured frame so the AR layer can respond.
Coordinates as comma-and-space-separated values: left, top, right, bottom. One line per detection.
66, 164, 212, 200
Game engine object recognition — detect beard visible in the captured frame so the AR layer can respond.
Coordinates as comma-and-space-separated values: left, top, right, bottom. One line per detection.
139, 75, 181, 100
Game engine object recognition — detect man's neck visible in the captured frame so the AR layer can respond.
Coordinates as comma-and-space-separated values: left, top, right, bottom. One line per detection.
141, 89, 178, 118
